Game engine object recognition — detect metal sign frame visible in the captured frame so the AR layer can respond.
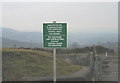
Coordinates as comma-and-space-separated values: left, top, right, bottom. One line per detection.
43, 22, 67, 48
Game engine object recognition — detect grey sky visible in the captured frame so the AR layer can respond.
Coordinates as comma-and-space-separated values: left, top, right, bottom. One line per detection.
2, 2, 118, 33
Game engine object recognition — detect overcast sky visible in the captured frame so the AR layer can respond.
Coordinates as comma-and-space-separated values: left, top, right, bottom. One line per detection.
2, 2, 118, 33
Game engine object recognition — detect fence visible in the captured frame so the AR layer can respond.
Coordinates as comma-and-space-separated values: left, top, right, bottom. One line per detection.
94, 55, 118, 81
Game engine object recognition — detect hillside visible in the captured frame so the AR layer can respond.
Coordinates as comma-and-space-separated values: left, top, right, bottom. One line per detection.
2, 48, 82, 81
2, 38, 41, 48
2, 27, 42, 43
2, 27, 118, 48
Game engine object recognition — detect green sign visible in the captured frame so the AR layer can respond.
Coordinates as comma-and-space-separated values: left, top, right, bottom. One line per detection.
43, 23, 67, 48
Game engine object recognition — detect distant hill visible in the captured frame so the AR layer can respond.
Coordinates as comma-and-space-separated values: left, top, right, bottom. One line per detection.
68, 32, 117, 44
2, 27, 42, 43
2, 38, 42, 48
2, 27, 118, 48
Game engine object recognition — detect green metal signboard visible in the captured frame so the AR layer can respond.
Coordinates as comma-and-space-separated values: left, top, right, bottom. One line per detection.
43, 23, 67, 48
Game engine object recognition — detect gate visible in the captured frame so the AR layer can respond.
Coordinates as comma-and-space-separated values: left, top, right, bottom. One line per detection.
94, 55, 118, 81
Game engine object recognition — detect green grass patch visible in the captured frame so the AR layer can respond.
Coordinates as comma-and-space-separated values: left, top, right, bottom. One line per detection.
2, 48, 82, 81
58, 53, 88, 56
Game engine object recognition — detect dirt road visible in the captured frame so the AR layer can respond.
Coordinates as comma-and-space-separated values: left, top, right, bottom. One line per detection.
23, 66, 90, 81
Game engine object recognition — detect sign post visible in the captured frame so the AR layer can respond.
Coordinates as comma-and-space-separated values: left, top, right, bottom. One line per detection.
43, 21, 67, 82
53, 21, 56, 82
53, 48, 56, 82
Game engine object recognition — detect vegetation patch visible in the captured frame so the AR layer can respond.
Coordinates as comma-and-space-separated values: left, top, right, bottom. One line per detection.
2, 48, 82, 81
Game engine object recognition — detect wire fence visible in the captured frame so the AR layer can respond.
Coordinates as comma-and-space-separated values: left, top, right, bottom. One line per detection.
94, 56, 118, 81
